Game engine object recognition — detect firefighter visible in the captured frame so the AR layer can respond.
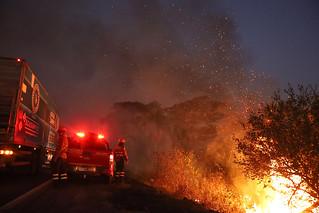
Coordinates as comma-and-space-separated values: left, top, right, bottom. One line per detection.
113, 138, 128, 182
51, 127, 69, 183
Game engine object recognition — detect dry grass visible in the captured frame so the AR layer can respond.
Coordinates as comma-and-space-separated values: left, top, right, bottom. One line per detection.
152, 149, 245, 213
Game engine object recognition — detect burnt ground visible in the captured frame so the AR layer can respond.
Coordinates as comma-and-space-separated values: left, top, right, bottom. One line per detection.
2, 176, 216, 213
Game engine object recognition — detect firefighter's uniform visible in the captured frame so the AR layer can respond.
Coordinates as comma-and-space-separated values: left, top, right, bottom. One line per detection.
113, 139, 128, 181
52, 128, 69, 182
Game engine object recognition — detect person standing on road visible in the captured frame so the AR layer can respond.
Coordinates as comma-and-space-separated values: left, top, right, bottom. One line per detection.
51, 127, 69, 183
113, 138, 128, 182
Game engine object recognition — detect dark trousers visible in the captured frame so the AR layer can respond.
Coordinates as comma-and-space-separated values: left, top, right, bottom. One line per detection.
51, 158, 68, 181
115, 158, 125, 180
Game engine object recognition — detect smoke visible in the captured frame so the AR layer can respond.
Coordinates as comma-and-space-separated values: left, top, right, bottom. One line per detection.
1, 2, 278, 208
0, 0, 264, 128
104, 97, 240, 177
0, 0, 274, 173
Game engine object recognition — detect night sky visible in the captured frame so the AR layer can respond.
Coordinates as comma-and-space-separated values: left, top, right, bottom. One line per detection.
223, 0, 319, 86
0, 0, 318, 129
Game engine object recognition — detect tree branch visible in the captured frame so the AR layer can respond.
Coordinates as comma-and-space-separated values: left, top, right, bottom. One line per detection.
288, 180, 303, 207
303, 200, 319, 212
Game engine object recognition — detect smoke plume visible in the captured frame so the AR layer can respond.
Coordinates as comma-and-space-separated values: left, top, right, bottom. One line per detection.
0, 0, 265, 128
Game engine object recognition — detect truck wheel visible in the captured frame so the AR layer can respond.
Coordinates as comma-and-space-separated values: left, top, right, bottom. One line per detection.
30, 149, 41, 175
5, 164, 15, 174
30, 153, 38, 175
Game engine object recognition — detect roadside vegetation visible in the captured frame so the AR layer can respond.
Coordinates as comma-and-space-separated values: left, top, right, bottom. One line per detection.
237, 85, 319, 211
105, 84, 319, 212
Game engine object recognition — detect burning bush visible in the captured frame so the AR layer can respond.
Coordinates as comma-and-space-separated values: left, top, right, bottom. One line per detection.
105, 95, 312, 212
153, 149, 245, 213
237, 85, 319, 212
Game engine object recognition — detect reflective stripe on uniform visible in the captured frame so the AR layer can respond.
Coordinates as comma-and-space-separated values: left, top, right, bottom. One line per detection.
52, 173, 59, 180
116, 171, 125, 177
60, 173, 68, 179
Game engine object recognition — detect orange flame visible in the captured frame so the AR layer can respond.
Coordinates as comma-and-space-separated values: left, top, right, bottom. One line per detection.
244, 174, 318, 213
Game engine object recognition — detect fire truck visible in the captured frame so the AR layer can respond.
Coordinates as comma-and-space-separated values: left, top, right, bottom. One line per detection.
67, 131, 114, 183
0, 57, 59, 173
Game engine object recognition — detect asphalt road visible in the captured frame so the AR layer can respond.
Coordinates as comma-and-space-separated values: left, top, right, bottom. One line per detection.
0, 167, 50, 206
1, 176, 214, 213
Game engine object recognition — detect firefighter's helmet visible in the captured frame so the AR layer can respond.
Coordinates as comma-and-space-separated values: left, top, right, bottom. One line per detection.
118, 137, 126, 146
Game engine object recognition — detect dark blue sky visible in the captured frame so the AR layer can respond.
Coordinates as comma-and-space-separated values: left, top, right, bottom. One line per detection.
223, 0, 319, 86
0, 0, 318, 127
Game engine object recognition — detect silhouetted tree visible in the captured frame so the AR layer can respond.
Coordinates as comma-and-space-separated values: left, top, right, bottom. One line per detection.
237, 85, 319, 211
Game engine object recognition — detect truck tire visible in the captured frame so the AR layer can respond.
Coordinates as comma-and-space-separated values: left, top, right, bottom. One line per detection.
30, 149, 42, 175
5, 163, 15, 174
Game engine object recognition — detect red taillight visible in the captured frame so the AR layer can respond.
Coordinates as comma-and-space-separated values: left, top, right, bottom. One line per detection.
109, 154, 114, 162
0, 149, 14, 155
17, 58, 21, 62
98, 134, 105, 139
76, 132, 85, 138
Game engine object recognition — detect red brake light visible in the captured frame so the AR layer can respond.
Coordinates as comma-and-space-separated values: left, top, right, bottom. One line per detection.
76, 132, 85, 138
98, 134, 105, 139
17, 58, 21, 62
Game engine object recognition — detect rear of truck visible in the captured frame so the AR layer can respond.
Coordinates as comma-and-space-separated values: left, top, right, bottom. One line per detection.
0, 57, 59, 173
67, 132, 114, 182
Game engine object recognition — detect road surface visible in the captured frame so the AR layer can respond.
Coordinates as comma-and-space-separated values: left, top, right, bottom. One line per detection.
0, 168, 50, 206
1, 175, 214, 213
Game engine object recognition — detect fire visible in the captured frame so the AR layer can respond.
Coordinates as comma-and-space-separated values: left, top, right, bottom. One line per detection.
153, 149, 245, 212
244, 174, 318, 213
152, 147, 318, 213
242, 139, 319, 212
